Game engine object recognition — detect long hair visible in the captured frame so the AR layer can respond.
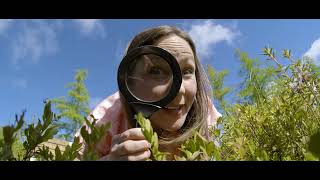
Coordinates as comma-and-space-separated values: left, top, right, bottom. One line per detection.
120, 25, 213, 147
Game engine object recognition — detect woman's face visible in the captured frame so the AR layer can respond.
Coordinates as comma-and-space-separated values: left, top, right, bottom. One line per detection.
148, 35, 197, 132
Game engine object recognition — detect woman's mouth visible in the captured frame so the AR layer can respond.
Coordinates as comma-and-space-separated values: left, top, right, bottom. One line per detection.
164, 105, 184, 116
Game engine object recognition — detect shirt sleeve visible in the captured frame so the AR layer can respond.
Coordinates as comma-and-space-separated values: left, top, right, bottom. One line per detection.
207, 101, 222, 127
76, 91, 128, 158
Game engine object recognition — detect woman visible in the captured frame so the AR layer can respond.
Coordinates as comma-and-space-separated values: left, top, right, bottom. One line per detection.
79, 25, 221, 161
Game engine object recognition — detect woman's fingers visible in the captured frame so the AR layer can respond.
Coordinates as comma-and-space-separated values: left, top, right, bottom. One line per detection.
118, 149, 151, 161
112, 128, 146, 146
120, 128, 146, 141
102, 128, 151, 161
111, 139, 151, 156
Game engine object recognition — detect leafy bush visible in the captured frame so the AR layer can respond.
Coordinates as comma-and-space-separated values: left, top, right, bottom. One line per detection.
208, 47, 320, 160
0, 101, 110, 161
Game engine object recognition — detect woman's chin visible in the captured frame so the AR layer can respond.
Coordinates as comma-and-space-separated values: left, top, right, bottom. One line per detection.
161, 120, 186, 132
151, 112, 188, 133
163, 126, 181, 132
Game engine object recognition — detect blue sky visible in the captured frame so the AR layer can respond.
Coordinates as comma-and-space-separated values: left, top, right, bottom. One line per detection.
1, 19, 320, 126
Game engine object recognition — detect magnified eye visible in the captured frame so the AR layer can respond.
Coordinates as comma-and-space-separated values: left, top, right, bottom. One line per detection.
148, 66, 169, 81
149, 67, 162, 75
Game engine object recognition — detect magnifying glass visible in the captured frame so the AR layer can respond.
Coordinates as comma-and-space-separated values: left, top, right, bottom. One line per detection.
117, 45, 182, 119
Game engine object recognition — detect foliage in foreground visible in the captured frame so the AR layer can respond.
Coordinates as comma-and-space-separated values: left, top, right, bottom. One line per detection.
0, 101, 110, 161
208, 48, 320, 160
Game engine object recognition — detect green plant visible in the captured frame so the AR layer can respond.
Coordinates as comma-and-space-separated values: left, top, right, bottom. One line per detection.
176, 130, 221, 161
0, 101, 110, 161
210, 47, 320, 160
80, 114, 111, 160
52, 69, 91, 141
135, 112, 221, 161
0, 102, 59, 161
0, 112, 24, 160
135, 112, 169, 161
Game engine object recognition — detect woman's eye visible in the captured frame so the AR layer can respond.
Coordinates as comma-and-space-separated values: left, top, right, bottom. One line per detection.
183, 68, 194, 75
149, 67, 162, 75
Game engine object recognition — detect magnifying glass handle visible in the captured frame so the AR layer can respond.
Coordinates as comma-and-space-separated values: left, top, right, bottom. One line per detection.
130, 102, 162, 119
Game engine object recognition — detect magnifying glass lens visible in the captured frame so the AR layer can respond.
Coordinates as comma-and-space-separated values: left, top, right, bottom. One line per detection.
126, 54, 173, 102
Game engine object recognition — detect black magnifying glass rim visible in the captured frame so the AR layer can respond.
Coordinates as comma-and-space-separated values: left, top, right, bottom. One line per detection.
117, 45, 182, 108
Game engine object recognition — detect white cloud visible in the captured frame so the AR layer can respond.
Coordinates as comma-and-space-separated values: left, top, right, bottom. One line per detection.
4, 19, 108, 69
0, 19, 12, 35
89, 97, 104, 110
304, 38, 320, 65
186, 20, 239, 59
12, 20, 58, 66
12, 78, 27, 89
74, 19, 106, 38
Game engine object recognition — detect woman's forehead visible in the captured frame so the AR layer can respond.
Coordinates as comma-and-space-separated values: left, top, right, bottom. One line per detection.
154, 35, 194, 59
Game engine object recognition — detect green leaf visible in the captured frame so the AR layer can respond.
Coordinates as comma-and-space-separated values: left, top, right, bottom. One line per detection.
152, 132, 158, 151
41, 127, 59, 143
55, 146, 62, 160
308, 131, 320, 158
70, 137, 82, 153
190, 151, 201, 160
80, 126, 90, 145
14, 112, 25, 132
206, 142, 215, 155
135, 112, 169, 161
305, 152, 319, 161
3, 126, 15, 144
185, 151, 192, 159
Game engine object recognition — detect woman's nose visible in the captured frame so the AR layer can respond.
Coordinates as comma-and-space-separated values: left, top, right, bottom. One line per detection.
169, 81, 185, 105
177, 80, 186, 95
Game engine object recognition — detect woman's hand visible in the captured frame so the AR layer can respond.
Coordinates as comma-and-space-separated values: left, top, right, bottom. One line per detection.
99, 128, 151, 161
